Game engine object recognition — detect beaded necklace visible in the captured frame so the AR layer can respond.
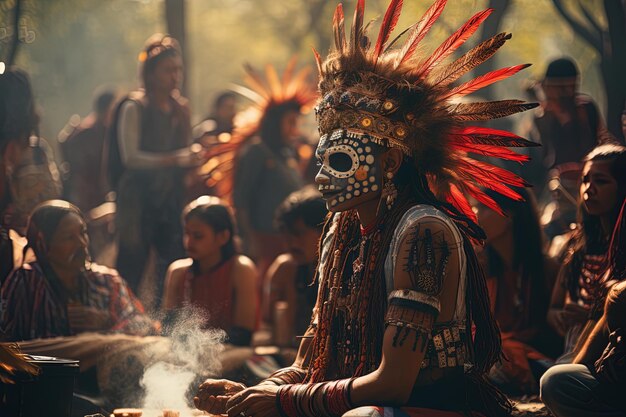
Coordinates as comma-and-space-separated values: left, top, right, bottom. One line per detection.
307, 197, 414, 382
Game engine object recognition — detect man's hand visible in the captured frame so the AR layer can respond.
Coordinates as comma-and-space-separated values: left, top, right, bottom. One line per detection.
194, 378, 246, 415
67, 304, 110, 332
226, 384, 280, 417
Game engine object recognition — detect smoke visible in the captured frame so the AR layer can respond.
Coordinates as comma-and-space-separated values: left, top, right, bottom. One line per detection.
140, 306, 226, 411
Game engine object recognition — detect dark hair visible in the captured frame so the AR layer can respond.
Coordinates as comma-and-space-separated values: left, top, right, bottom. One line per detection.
183, 196, 237, 266
259, 100, 301, 150
139, 34, 181, 91
275, 186, 327, 232
565, 144, 626, 299
584, 143, 626, 193
24, 200, 84, 264
0, 67, 39, 151
608, 199, 626, 281
215, 92, 236, 110
93, 89, 116, 116
393, 156, 502, 375
545, 57, 578, 79
483, 188, 548, 328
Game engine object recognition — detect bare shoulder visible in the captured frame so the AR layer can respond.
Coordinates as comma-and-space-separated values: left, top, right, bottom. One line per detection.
166, 258, 193, 285
232, 255, 258, 284
267, 253, 298, 282
168, 258, 193, 274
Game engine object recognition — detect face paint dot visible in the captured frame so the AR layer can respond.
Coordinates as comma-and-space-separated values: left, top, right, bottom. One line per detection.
339, 196, 345, 202
365, 155, 374, 164
354, 190, 361, 196
359, 155, 365, 162
369, 176, 375, 182
355, 167, 368, 181
363, 188, 369, 193
365, 146, 372, 153
363, 181, 369, 186
371, 184, 379, 191
363, 138, 369, 144
357, 148, 363, 154
354, 183, 360, 188
331, 200, 337, 206
346, 193, 352, 199
348, 178, 355, 184
347, 186, 353, 191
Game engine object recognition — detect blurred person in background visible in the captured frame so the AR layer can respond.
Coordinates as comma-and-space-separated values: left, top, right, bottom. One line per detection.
0, 66, 61, 285
161, 196, 257, 346
59, 87, 117, 213
530, 57, 615, 198
0, 200, 158, 342
193, 91, 237, 142
263, 186, 326, 348
202, 61, 317, 288
477, 187, 560, 394
108, 34, 208, 302
547, 144, 626, 363
541, 199, 626, 417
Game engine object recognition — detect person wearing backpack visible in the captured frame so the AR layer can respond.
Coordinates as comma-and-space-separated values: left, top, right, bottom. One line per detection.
109, 34, 208, 302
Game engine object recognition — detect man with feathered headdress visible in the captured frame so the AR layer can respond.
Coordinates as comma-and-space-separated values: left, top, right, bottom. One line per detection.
194, 1, 538, 416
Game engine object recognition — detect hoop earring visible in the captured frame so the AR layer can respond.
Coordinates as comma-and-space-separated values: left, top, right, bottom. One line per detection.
382, 171, 397, 211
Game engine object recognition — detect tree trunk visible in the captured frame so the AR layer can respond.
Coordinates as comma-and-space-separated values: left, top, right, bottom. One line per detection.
603, 0, 626, 141
165, 0, 187, 96
5, 0, 22, 65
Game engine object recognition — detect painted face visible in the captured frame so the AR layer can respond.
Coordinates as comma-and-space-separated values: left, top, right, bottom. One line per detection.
314, 129, 383, 212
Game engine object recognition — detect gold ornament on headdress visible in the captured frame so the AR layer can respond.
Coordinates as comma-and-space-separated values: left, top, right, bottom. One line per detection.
314, 0, 539, 222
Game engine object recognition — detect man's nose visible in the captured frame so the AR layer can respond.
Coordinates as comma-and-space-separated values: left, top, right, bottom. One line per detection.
315, 170, 330, 184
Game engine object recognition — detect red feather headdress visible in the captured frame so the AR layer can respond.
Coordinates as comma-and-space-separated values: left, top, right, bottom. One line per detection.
200, 58, 318, 199
315, 0, 538, 227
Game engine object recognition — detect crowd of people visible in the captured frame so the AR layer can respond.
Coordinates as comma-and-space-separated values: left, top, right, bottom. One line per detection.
1, 0, 625, 416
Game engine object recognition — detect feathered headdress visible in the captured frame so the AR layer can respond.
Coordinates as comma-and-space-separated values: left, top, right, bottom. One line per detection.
200, 59, 318, 199
314, 0, 538, 225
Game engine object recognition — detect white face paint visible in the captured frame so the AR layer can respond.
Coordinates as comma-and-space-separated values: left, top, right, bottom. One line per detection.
315, 129, 383, 212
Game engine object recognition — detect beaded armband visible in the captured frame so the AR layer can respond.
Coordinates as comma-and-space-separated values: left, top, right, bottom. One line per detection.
385, 289, 437, 351
276, 378, 355, 417
420, 324, 467, 369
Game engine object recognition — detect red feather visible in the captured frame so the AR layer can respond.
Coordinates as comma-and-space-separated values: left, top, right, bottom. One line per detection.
413, 8, 493, 79
395, 0, 447, 67
462, 182, 506, 216
333, 3, 347, 52
451, 141, 530, 162
455, 158, 527, 202
447, 183, 478, 223
374, 0, 403, 62
351, 0, 365, 52
451, 126, 539, 147
312, 47, 322, 74
442, 63, 531, 99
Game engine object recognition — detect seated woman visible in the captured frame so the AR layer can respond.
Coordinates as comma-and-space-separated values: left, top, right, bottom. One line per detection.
541, 199, 626, 417
162, 196, 257, 346
0, 200, 158, 341
547, 144, 626, 362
